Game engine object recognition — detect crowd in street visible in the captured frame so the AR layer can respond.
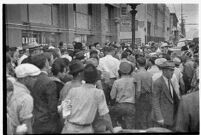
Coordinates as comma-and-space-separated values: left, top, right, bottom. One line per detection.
6, 39, 199, 134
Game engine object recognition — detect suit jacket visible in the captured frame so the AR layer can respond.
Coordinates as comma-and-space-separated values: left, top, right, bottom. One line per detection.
32, 72, 61, 133
175, 91, 199, 132
152, 76, 179, 126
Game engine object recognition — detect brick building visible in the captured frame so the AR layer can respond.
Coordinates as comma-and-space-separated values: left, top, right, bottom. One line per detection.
5, 4, 120, 48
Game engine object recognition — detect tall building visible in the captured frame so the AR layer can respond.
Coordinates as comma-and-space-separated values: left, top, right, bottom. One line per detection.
5, 4, 120, 47
119, 4, 171, 45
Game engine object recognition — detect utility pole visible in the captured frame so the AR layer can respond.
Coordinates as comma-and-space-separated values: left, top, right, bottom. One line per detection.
180, 4, 186, 37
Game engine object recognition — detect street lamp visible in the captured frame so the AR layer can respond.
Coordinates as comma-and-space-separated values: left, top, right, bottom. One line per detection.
128, 4, 140, 50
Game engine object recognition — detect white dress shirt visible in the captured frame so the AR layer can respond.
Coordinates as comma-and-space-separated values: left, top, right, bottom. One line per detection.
98, 55, 120, 78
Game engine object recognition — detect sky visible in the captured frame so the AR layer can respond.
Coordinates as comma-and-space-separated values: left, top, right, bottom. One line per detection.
167, 4, 199, 39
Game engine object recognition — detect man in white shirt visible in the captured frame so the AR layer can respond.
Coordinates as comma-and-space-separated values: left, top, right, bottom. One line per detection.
98, 46, 120, 105
98, 46, 120, 79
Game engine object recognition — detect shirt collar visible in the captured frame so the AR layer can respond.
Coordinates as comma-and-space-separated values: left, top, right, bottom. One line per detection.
83, 83, 96, 88
50, 76, 62, 83
41, 70, 48, 75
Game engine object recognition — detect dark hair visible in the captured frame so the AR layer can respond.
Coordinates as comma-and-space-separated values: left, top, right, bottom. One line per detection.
6, 53, 11, 64
89, 44, 95, 50
137, 57, 146, 67
90, 50, 98, 57
51, 58, 66, 76
21, 56, 32, 64
162, 54, 171, 60
94, 42, 99, 47
181, 45, 188, 51
84, 64, 98, 84
74, 42, 83, 50
59, 41, 64, 48
149, 57, 157, 65
62, 58, 70, 66
31, 54, 47, 69
121, 51, 129, 59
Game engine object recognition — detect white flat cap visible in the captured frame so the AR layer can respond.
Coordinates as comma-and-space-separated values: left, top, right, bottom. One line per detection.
173, 57, 181, 63
15, 63, 41, 78
155, 58, 167, 66
161, 43, 169, 48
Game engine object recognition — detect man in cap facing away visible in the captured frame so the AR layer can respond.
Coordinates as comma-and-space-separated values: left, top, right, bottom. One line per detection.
152, 61, 180, 131
7, 63, 41, 134
110, 62, 139, 129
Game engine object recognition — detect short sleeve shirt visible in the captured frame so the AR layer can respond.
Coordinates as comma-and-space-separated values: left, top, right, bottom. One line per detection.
110, 77, 136, 104
7, 81, 33, 126
65, 84, 109, 125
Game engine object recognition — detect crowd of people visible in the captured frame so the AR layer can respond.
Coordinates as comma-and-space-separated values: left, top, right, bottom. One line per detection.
6, 39, 199, 134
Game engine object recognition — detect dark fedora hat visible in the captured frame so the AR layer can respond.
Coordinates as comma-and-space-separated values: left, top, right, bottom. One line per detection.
69, 60, 84, 75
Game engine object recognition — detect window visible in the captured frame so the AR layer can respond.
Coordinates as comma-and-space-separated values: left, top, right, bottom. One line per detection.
121, 7, 127, 15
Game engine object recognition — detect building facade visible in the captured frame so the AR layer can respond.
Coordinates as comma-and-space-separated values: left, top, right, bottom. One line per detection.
119, 4, 171, 45
170, 13, 179, 44
5, 4, 120, 48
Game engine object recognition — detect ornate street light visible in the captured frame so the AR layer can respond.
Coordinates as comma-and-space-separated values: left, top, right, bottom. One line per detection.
128, 4, 140, 50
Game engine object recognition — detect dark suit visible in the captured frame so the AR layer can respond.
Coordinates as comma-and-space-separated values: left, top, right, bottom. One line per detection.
32, 72, 61, 133
152, 76, 179, 130
175, 91, 199, 132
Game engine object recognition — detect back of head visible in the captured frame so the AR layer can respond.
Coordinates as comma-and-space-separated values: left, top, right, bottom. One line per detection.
74, 42, 83, 50
121, 51, 129, 59
51, 58, 67, 76
84, 64, 98, 84
137, 57, 146, 67
31, 54, 47, 69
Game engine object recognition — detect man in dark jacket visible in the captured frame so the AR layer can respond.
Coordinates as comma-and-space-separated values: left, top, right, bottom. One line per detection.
31, 53, 62, 133
175, 91, 199, 132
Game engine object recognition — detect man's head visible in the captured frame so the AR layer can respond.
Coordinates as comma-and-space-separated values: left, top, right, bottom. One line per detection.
30, 53, 50, 72
90, 50, 98, 58
160, 61, 175, 79
51, 58, 69, 80
137, 57, 146, 67
15, 63, 41, 89
160, 43, 169, 54
69, 60, 84, 79
84, 64, 98, 84
94, 42, 101, 50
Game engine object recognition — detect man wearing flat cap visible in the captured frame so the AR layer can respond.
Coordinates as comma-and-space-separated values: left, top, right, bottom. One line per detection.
152, 61, 180, 131
7, 63, 41, 134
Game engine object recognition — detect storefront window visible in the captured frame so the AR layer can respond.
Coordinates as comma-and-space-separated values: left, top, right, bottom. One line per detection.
22, 30, 58, 47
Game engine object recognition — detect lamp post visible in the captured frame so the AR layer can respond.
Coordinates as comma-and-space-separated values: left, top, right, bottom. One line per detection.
128, 4, 139, 50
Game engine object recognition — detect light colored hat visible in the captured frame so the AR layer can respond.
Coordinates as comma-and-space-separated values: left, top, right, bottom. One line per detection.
85, 58, 98, 67
155, 58, 167, 66
161, 43, 169, 48
119, 62, 132, 74
15, 63, 41, 78
173, 57, 181, 63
